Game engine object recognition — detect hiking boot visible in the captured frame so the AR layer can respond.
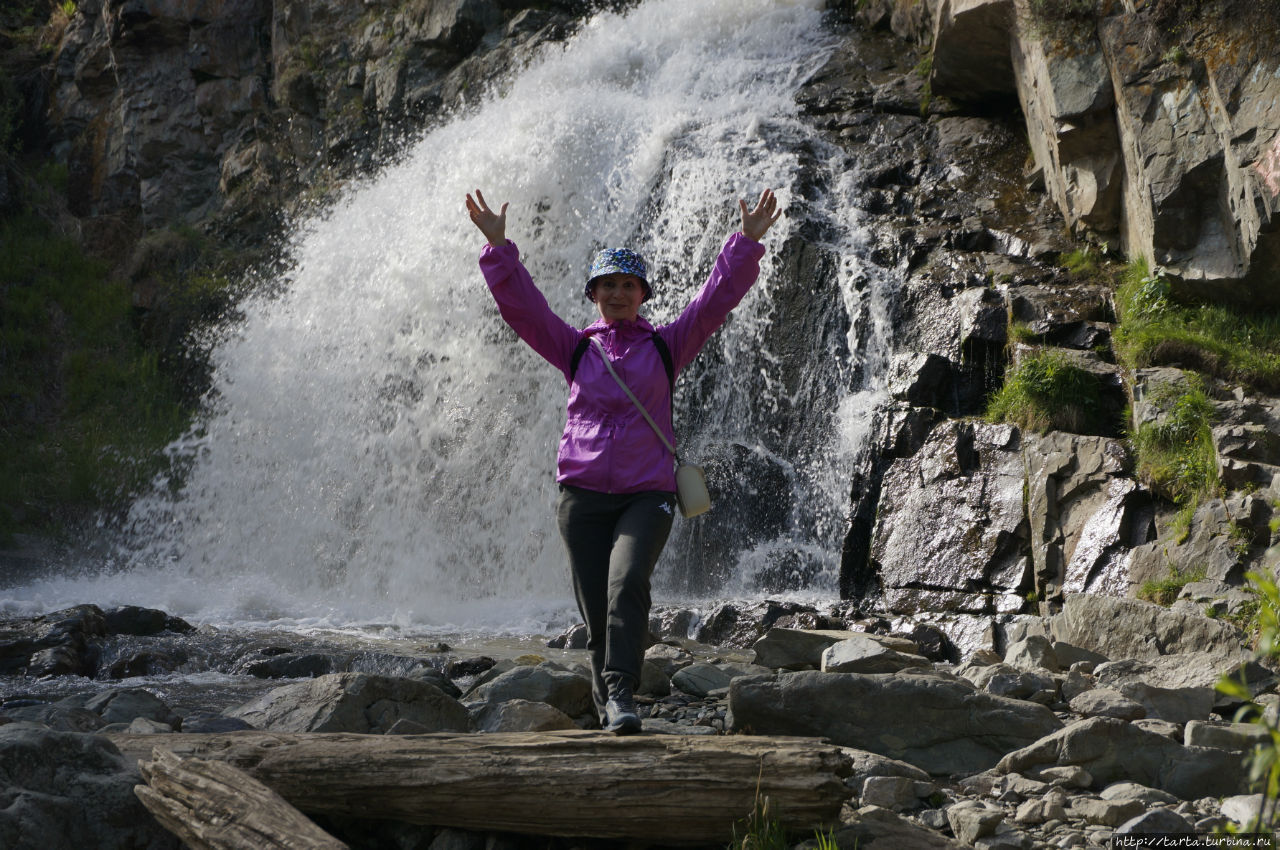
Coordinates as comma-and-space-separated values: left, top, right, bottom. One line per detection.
603, 686, 642, 735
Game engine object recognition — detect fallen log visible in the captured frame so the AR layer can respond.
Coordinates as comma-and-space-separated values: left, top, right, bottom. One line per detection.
135, 749, 348, 850
108, 729, 852, 843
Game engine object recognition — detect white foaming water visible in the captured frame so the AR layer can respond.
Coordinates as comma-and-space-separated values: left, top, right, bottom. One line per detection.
3, 0, 893, 632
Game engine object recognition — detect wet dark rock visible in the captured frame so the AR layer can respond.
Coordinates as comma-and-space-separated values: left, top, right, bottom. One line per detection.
545, 624, 587, 650
871, 420, 1030, 616
445, 655, 497, 679
102, 605, 194, 636
105, 649, 186, 679
85, 687, 179, 728
0, 605, 107, 678
236, 651, 347, 679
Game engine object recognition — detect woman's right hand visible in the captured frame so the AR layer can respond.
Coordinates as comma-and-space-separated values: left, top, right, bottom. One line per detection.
466, 190, 509, 247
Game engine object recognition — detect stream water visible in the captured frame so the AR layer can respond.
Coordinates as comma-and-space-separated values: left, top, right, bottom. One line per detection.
1, 0, 895, 703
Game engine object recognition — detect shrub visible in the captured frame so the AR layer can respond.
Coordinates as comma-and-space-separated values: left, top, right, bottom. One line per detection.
986, 350, 1103, 434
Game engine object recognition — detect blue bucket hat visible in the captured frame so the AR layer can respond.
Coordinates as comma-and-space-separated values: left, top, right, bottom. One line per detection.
585, 247, 651, 302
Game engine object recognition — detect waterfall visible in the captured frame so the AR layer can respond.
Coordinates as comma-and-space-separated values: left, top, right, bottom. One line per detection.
5, 0, 893, 632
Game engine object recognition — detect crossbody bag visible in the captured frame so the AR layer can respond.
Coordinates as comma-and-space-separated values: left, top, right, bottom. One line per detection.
588, 336, 710, 518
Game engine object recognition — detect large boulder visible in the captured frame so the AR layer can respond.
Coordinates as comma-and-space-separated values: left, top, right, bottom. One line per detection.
466, 662, 593, 719
0, 726, 177, 850
1050, 593, 1246, 665
996, 716, 1248, 799
224, 672, 471, 733
871, 421, 1030, 615
728, 670, 1062, 776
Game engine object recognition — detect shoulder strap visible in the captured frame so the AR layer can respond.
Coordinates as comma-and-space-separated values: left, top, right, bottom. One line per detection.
569, 332, 675, 390
569, 336, 591, 382
589, 337, 678, 460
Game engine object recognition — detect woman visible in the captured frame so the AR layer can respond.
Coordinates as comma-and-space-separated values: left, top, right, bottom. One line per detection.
466, 188, 781, 733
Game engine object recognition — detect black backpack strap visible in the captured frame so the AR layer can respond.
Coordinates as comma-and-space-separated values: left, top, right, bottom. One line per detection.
569, 336, 591, 382
568, 331, 675, 394
650, 332, 674, 395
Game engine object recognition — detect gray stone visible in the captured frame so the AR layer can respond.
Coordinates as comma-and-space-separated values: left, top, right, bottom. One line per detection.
1050, 594, 1247, 666
125, 717, 175, 734
996, 716, 1247, 799
1184, 720, 1270, 752
860, 775, 931, 811
1099, 782, 1178, 805
1116, 681, 1213, 725
1070, 796, 1146, 827
467, 663, 593, 718
1220, 794, 1265, 828
1114, 808, 1196, 835
1067, 687, 1146, 721
226, 672, 471, 733
947, 800, 1005, 844
828, 805, 968, 850
470, 699, 576, 733
0, 726, 178, 849
643, 643, 693, 677
637, 659, 670, 698
821, 634, 932, 674
1022, 433, 1145, 602
1097, 13, 1280, 305
1, 704, 106, 733
844, 748, 933, 796
1027, 764, 1092, 789
751, 627, 913, 670
1131, 719, 1182, 741
638, 718, 718, 736
671, 661, 770, 698
1003, 635, 1058, 672
728, 670, 1062, 776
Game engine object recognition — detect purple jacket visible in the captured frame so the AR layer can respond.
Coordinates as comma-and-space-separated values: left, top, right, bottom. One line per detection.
480, 232, 766, 494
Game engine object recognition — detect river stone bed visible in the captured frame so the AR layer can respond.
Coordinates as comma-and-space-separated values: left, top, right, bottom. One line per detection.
0, 597, 1273, 849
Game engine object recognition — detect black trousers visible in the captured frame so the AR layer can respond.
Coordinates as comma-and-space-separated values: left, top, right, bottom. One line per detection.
556, 485, 676, 721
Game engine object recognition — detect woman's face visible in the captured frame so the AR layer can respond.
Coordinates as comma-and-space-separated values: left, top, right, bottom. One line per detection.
591, 274, 646, 323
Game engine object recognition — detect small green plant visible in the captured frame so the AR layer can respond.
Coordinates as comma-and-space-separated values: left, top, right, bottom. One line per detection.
731, 795, 790, 850
1060, 247, 1100, 278
1136, 566, 1205, 606
1008, 322, 1042, 345
914, 53, 932, 117
986, 350, 1104, 434
1162, 44, 1189, 64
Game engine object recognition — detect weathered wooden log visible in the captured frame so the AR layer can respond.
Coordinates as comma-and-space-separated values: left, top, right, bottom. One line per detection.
135, 749, 348, 850
109, 729, 852, 843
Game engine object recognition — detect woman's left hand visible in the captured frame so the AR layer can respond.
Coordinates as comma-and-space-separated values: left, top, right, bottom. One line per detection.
739, 188, 782, 242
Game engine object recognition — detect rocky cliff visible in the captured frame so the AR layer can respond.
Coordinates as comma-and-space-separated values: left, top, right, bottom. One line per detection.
833, 0, 1280, 649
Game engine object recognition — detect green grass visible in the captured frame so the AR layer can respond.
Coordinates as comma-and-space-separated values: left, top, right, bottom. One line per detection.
1137, 566, 1205, 606
1113, 259, 1280, 394
986, 349, 1104, 434
0, 212, 192, 541
1130, 378, 1218, 506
